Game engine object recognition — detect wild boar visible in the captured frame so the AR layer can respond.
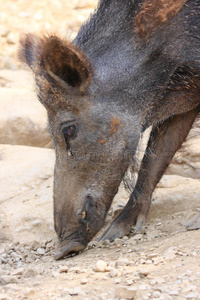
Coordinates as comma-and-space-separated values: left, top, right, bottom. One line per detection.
19, 0, 200, 259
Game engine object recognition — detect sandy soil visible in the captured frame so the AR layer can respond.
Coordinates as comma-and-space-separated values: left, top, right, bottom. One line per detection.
0, 0, 98, 70
0, 1, 200, 299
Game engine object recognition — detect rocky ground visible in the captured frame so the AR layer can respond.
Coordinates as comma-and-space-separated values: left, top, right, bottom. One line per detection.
0, 1, 200, 299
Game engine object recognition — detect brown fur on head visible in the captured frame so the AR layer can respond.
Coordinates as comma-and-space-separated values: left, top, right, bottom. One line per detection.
19, 33, 92, 94
135, 0, 188, 38
109, 117, 121, 134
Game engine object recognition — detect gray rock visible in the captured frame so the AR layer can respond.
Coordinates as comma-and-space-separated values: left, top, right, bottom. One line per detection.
11, 268, 24, 276
36, 248, 45, 255
132, 234, 143, 240
109, 268, 118, 278
24, 268, 38, 278
0, 275, 18, 285
113, 238, 124, 246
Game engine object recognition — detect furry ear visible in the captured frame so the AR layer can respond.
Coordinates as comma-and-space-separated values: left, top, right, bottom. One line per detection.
19, 34, 92, 93
19, 33, 42, 72
43, 36, 92, 93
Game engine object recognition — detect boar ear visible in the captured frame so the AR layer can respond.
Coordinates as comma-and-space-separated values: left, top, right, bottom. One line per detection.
19, 34, 92, 93
19, 33, 43, 73
43, 36, 92, 93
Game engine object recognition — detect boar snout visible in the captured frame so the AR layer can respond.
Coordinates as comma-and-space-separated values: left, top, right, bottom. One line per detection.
54, 192, 108, 259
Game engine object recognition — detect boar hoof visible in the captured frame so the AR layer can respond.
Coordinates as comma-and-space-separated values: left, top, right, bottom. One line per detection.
99, 222, 127, 242
54, 242, 86, 260
135, 214, 146, 233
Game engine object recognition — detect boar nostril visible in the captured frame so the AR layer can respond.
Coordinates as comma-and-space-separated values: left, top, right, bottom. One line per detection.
54, 242, 86, 260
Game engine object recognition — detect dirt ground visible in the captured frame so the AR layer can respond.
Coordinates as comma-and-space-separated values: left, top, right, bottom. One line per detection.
0, 1, 200, 299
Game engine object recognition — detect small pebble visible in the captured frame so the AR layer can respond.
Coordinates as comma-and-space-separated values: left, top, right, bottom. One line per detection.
138, 284, 149, 291
128, 239, 137, 246
24, 269, 38, 278
0, 27, 10, 37
94, 260, 107, 272
139, 258, 146, 264
114, 238, 124, 246
110, 268, 118, 278
150, 279, 156, 286
169, 290, 179, 296
11, 268, 24, 276
152, 291, 161, 298
132, 234, 143, 240
59, 266, 69, 273
36, 248, 45, 255
6, 33, 18, 45
126, 279, 134, 286
147, 253, 159, 259
153, 257, 164, 265
115, 278, 121, 284
138, 269, 150, 277
81, 277, 88, 284
155, 277, 166, 284
146, 260, 152, 264
117, 258, 130, 266
102, 239, 111, 246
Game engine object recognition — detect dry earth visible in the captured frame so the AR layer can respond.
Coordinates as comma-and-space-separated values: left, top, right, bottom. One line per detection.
0, 1, 200, 299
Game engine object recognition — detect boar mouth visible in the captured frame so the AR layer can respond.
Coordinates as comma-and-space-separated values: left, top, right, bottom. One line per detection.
54, 242, 86, 260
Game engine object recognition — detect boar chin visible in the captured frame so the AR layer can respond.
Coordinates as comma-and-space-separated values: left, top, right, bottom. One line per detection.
54, 241, 86, 260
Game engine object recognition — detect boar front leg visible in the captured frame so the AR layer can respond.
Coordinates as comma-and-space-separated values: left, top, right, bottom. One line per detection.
100, 107, 200, 241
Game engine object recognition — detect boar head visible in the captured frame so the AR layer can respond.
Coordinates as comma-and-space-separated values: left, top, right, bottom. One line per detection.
19, 34, 141, 259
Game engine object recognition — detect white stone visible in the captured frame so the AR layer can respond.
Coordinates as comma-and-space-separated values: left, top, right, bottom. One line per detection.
152, 291, 161, 298
94, 260, 107, 272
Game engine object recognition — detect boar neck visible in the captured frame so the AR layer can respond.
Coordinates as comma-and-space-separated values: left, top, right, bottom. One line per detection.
74, 0, 196, 129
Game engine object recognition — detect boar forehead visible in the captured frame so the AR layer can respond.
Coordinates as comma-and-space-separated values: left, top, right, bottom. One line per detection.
47, 100, 141, 152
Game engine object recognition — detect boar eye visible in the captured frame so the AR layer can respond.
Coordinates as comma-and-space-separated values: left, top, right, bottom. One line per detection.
61, 124, 77, 157
62, 125, 76, 141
